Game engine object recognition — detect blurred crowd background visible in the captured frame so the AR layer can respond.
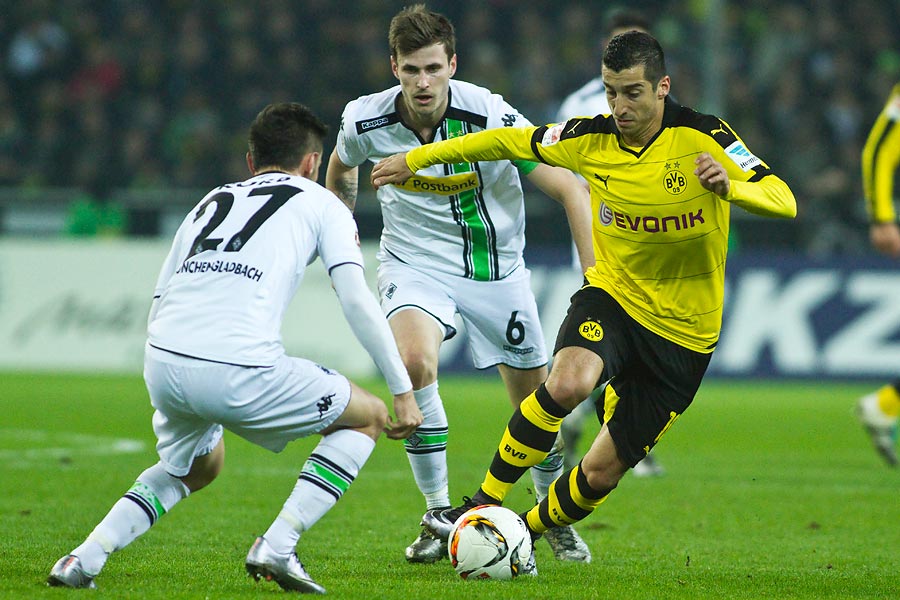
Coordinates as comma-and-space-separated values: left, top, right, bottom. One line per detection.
1, 0, 898, 255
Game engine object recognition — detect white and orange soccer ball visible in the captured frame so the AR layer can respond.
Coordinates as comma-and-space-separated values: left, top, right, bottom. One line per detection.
447, 505, 532, 580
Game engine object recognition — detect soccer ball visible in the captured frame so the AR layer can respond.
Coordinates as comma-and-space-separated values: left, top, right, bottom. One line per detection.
447, 505, 532, 580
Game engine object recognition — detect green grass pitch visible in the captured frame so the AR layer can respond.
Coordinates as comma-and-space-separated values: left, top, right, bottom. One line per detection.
1, 372, 897, 599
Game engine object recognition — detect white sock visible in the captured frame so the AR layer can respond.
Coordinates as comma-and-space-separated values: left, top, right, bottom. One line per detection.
74, 463, 189, 575
264, 429, 374, 555
403, 382, 450, 509
530, 433, 565, 503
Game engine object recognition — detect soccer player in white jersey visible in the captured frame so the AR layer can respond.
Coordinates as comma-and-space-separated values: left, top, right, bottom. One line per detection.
47, 103, 423, 594
553, 8, 665, 478
326, 4, 593, 564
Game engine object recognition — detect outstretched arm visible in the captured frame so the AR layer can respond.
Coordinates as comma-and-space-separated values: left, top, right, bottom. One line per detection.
525, 164, 594, 272
330, 263, 422, 439
372, 126, 540, 187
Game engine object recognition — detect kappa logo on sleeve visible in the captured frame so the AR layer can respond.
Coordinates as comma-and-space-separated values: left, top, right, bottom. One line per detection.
724, 141, 762, 172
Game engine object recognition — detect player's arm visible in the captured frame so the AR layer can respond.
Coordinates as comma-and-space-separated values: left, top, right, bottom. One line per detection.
524, 164, 594, 272
325, 149, 360, 212
861, 84, 900, 257
371, 126, 540, 187
329, 262, 422, 439
694, 152, 797, 219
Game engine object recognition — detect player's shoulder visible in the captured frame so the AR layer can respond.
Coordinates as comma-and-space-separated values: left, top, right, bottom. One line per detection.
342, 86, 403, 135
449, 79, 509, 112
665, 100, 739, 150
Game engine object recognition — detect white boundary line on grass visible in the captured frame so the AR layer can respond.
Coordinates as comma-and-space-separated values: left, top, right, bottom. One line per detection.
0, 429, 146, 466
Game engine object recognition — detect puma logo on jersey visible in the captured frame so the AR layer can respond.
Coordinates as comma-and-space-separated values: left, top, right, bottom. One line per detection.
566, 122, 579, 135
710, 124, 728, 136
595, 173, 610, 189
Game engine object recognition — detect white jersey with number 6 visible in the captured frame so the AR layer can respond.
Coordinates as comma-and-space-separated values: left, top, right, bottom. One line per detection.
149, 172, 363, 367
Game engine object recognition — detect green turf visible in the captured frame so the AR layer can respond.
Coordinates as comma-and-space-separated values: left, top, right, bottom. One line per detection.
1, 372, 897, 599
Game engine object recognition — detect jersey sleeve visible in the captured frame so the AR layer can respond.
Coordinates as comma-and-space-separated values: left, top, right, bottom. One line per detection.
861, 83, 900, 223
487, 94, 540, 175
334, 101, 368, 169
152, 207, 197, 297
407, 125, 548, 172
317, 197, 365, 273
703, 118, 797, 219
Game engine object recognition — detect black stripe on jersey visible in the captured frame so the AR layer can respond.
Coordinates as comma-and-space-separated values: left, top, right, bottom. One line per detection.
355, 112, 402, 135
867, 118, 898, 207
443, 120, 499, 280
443, 106, 488, 129
530, 115, 618, 161
667, 100, 773, 179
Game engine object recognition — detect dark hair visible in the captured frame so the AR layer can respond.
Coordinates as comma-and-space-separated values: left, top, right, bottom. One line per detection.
389, 4, 455, 60
605, 8, 651, 36
602, 30, 666, 85
248, 102, 328, 170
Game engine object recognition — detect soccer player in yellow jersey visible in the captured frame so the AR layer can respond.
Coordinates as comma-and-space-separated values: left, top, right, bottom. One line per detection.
372, 30, 797, 567
856, 82, 900, 467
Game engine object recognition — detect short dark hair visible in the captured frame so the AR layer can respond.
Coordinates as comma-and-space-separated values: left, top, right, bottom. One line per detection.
388, 4, 455, 60
248, 103, 328, 170
602, 30, 666, 86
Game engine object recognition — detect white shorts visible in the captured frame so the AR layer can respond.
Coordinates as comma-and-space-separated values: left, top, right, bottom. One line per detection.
143, 344, 351, 477
376, 257, 548, 370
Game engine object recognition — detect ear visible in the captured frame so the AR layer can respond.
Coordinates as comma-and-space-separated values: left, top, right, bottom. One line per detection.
448, 53, 457, 77
301, 151, 322, 179
391, 55, 400, 80
246, 151, 255, 175
657, 75, 671, 99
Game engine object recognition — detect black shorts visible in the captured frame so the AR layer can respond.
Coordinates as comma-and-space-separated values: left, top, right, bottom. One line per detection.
555, 286, 712, 467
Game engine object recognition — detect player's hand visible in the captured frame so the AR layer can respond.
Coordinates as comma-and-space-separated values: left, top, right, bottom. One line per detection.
870, 222, 900, 258
694, 152, 730, 198
371, 153, 414, 189
384, 390, 422, 440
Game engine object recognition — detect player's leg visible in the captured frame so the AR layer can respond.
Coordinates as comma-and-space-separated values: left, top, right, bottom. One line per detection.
856, 380, 900, 466
386, 308, 454, 562
498, 363, 591, 562
49, 349, 223, 589
423, 346, 602, 540
376, 260, 458, 562
522, 312, 711, 538
233, 356, 383, 593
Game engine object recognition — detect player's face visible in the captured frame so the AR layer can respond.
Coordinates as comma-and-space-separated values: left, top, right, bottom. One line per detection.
392, 43, 456, 125
602, 64, 669, 147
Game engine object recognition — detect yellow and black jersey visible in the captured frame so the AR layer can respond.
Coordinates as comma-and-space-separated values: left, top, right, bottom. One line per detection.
861, 83, 900, 224
406, 99, 796, 353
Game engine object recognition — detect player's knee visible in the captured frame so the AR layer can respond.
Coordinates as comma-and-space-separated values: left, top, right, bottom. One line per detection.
545, 378, 595, 410
358, 394, 389, 441
399, 350, 437, 388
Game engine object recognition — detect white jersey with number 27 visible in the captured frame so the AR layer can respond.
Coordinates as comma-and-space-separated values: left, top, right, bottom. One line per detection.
148, 172, 363, 367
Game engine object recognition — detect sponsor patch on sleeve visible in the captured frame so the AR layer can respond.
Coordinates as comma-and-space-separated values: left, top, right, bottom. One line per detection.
723, 141, 762, 172
541, 123, 565, 147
